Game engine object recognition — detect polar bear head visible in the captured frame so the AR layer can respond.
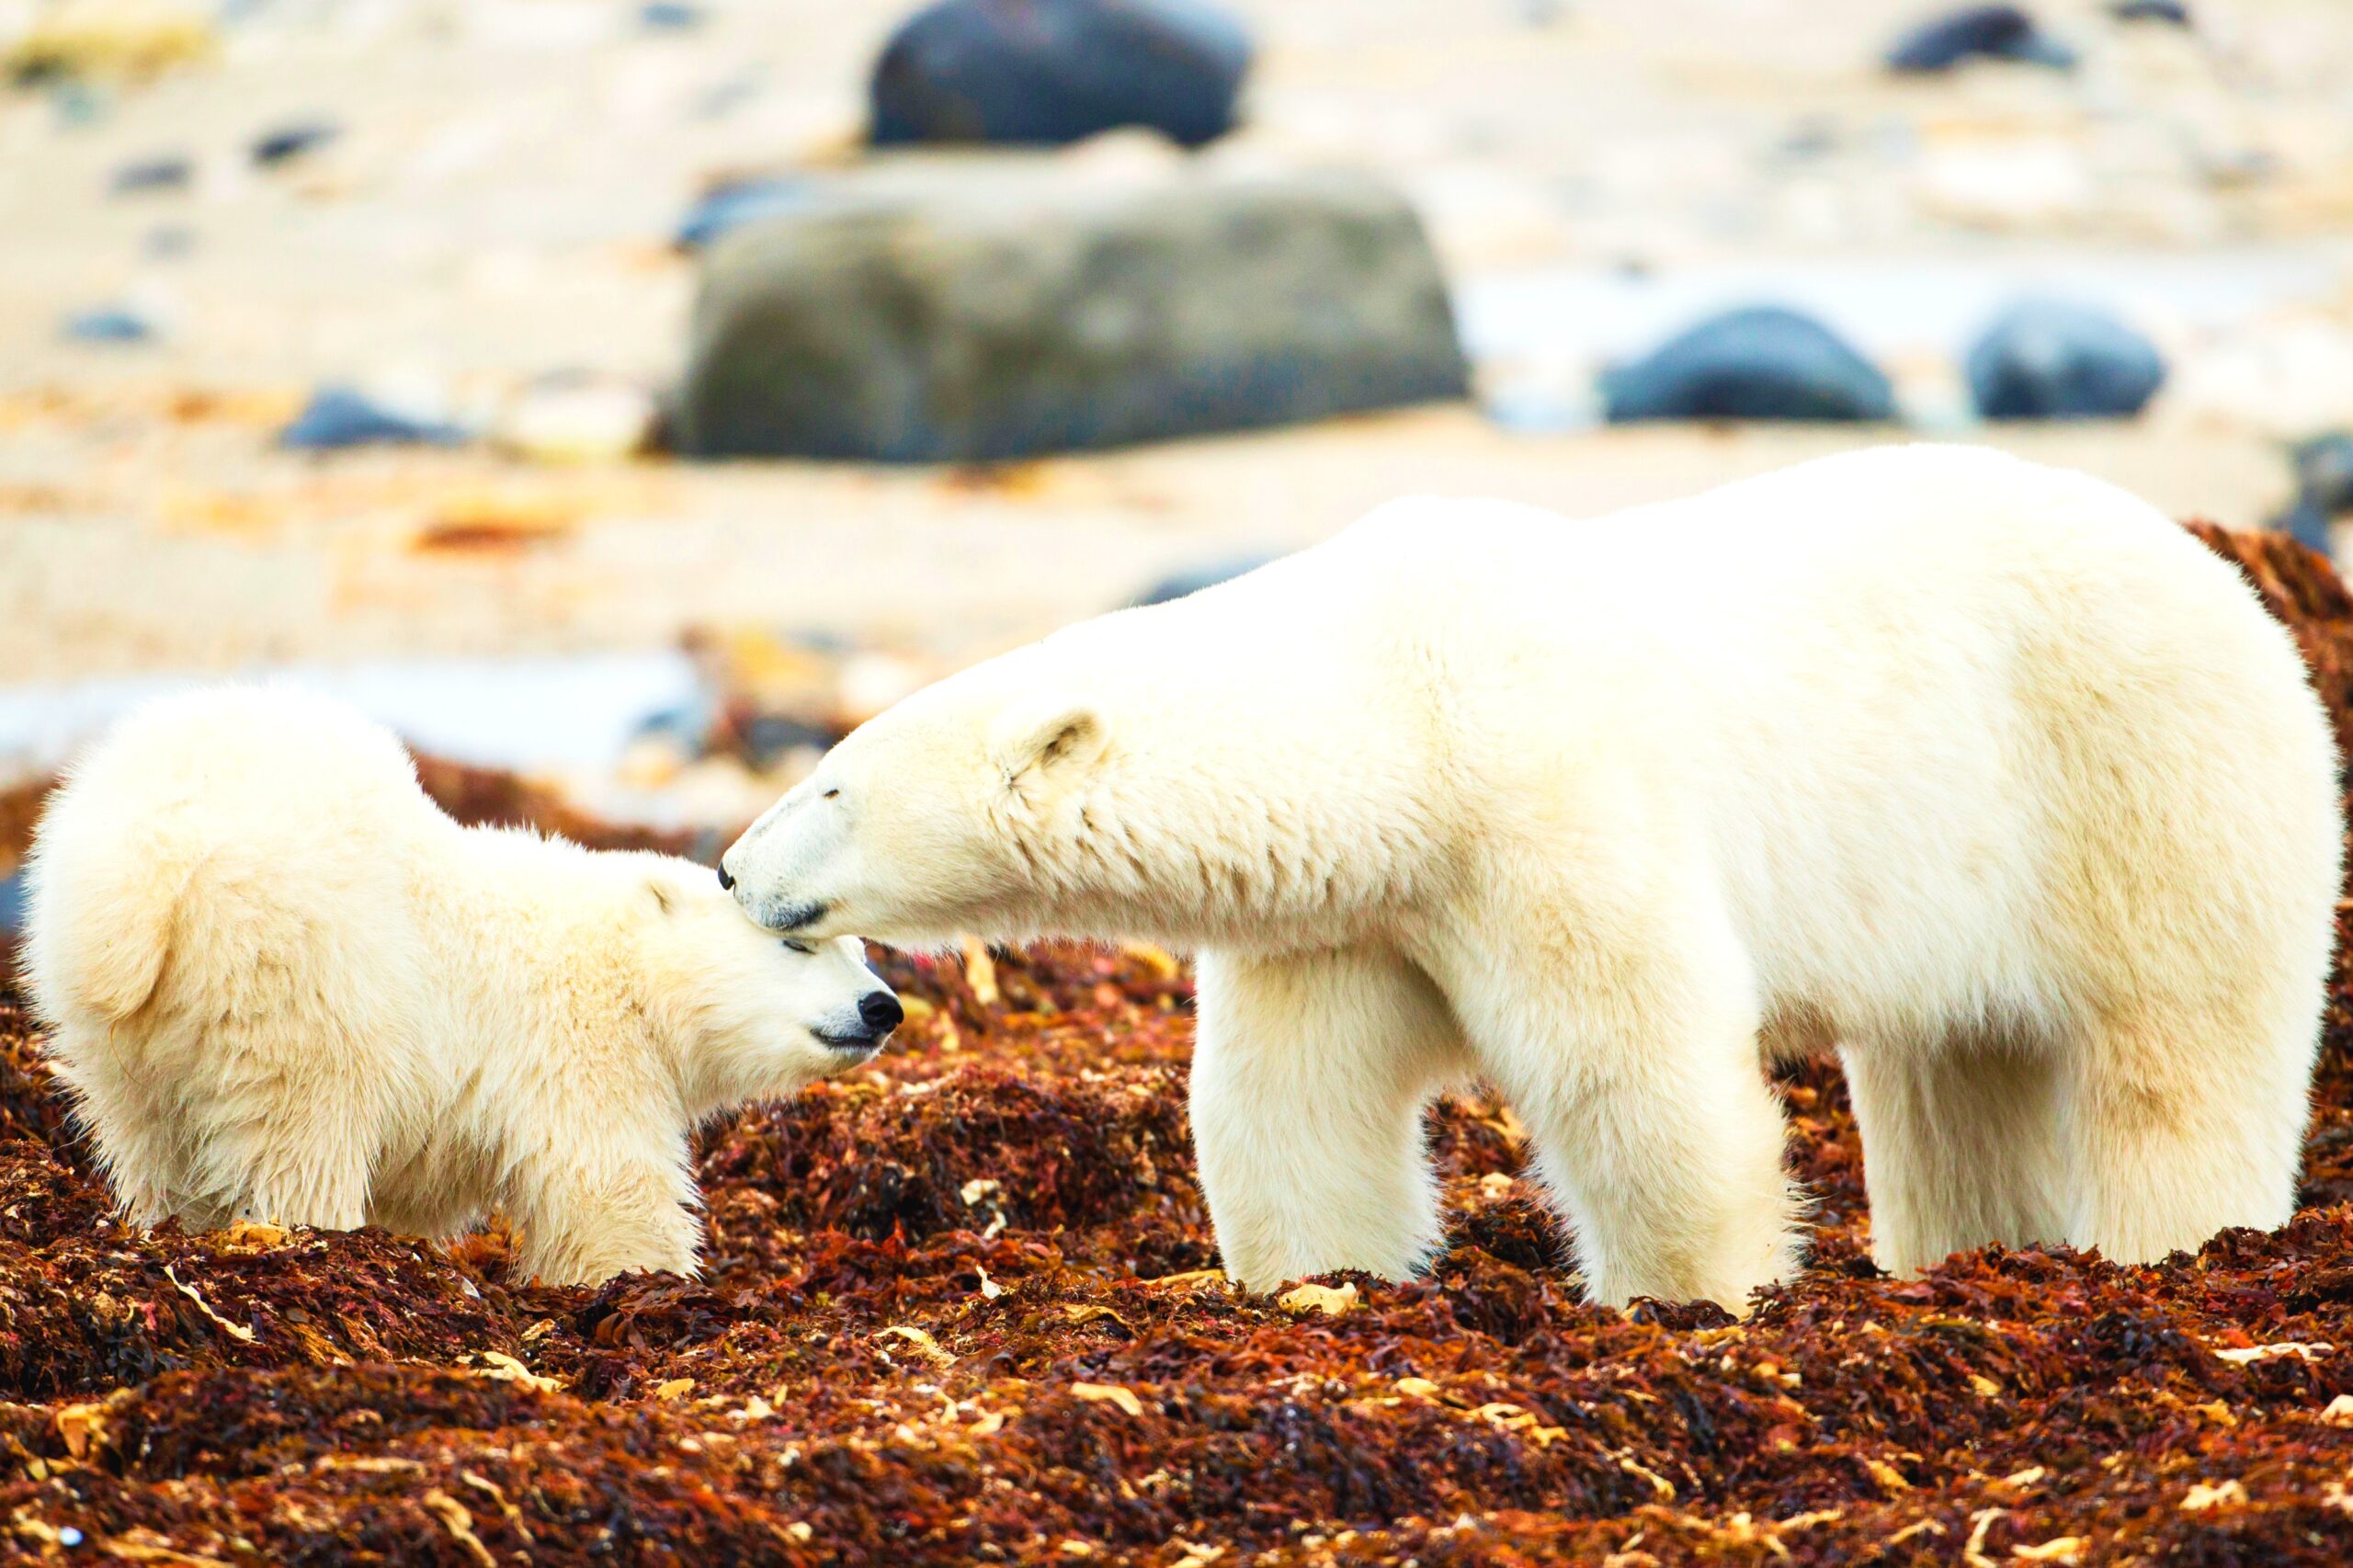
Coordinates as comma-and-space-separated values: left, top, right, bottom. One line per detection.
622, 854, 903, 1111
718, 649, 1120, 949
720, 600, 1425, 950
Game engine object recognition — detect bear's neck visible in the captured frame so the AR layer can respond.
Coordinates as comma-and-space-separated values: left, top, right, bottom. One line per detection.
1005, 738, 1439, 954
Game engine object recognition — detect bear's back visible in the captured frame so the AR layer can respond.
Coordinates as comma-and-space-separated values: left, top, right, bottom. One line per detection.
25, 687, 445, 1036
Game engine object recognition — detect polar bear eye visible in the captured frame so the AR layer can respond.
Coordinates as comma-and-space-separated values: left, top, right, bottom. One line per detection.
822, 789, 840, 800
779, 938, 814, 956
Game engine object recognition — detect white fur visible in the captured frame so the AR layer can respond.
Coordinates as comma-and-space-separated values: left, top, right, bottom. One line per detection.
723, 446, 2343, 1310
23, 687, 896, 1285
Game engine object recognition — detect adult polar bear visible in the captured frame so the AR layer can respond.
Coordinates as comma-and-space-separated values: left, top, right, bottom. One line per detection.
723, 446, 2342, 1309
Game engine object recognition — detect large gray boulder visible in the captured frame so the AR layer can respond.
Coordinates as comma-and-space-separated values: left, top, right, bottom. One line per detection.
676, 166, 1468, 461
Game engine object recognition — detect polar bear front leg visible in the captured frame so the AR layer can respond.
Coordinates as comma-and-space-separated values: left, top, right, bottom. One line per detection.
1448, 922, 1802, 1313
505, 1134, 703, 1287
1191, 946, 1471, 1292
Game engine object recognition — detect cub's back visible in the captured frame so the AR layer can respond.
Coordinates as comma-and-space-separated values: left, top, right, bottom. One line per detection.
24, 687, 442, 1033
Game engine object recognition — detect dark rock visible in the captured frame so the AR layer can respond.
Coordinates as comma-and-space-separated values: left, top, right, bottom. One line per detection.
677, 166, 1466, 461
2110, 0, 2188, 22
870, 0, 1252, 149
63, 306, 154, 344
673, 176, 814, 251
1132, 553, 1277, 607
1965, 298, 2165, 421
641, 1, 702, 27
278, 388, 470, 450
250, 119, 338, 166
110, 155, 191, 195
2292, 433, 2353, 517
1600, 306, 1893, 425
1887, 6, 2075, 72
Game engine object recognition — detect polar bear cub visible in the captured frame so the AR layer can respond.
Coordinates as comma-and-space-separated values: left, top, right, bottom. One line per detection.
720, 445, 2343, 1310
23, 687, 901, 1285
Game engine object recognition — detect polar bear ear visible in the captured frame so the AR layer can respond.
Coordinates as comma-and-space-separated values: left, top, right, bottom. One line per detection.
987, 697, 1106, 782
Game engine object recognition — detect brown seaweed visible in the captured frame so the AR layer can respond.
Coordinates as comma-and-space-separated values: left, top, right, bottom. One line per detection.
0, 526, 2349, 1562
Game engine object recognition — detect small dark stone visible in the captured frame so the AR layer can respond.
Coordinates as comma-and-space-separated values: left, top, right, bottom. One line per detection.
2291, 433, 2353, 517
740, 715, 841, 768
1600, 306, 1894, 425
1131, 553, 1278, 608
1965, 298, 2165, 421
110, 155, 192, 195
63, 307, 154, 345
641, 1, 702, 27
2110, 0, 2188, 23
672, 176, 813, 251
2271, 498, 2336, 559
870, 0, 1253, 149
251, 120, 339, 166
278, 388, 470, 450
631, 699, 719, 756
1887, 6, 2076, 73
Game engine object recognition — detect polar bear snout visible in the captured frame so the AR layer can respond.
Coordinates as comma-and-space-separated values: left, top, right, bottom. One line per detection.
859, 990, 904, 1036
815, 986, 904, 1053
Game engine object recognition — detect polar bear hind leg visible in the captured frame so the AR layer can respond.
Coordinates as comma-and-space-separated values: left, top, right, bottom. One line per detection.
2061, 999, 2311, 1265
1841, 1029, 2070, 1277
1190, 947, 1472, 1292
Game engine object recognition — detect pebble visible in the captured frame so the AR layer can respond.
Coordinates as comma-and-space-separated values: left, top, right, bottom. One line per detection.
251, 119, 339, 167
63, 305, 156, 344
2272, 498, 2336, 559
50, 80, 110, 127
1131, 554, 1278, 608
110, 154, 192, 195
2110, 0, 2188, 23
278, 387, 471, 450
2161, 318, 2353, 440
2291, 433, 2353, 517
1965, 299, 2166, 421
1600, 306, 1894, 425
495, 378, 658, 463
739, 714, 839, 770
672, 176, 812, 251
1886, 6, 2075, 73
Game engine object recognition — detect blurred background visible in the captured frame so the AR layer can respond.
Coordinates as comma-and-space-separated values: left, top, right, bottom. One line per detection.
3, 0, 2352, 871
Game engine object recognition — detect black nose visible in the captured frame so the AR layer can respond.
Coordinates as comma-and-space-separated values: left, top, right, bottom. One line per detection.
716, 863, 734, 892
858, 992, 904, 1036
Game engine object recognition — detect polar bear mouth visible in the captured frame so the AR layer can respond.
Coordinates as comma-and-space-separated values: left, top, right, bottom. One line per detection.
813, 1029, 884, 1055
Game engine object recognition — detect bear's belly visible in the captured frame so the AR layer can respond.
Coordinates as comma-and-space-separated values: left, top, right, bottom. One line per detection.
370, 1132, 496, 1240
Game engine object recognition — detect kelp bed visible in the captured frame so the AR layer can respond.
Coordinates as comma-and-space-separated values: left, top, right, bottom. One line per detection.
0, 532, 2350, 1563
